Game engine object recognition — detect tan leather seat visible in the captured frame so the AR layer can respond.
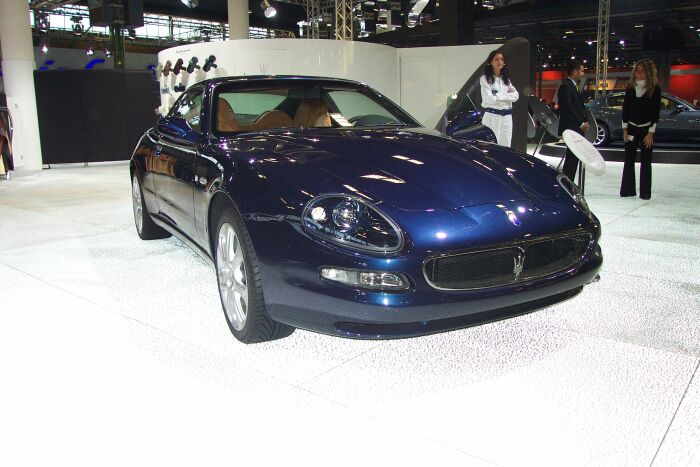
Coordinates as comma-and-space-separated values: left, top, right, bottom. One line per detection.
293, 99, 332, 128
217, 98, 239, 132
253, 110, 293, 131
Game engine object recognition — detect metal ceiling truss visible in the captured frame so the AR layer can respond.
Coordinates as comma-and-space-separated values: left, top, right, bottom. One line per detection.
304, 0, 321, 38
594, 0, 610, 98
334, 0, 352, 41
30, 0, 81, 10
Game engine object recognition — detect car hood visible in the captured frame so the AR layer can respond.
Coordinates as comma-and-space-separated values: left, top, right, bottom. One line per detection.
253, 128, 559, 211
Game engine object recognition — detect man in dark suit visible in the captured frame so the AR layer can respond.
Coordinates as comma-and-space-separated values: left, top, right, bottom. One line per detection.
557, 60, 589, 180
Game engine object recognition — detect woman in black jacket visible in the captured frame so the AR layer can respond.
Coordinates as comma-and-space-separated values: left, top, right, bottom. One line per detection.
620, 58, 661, 199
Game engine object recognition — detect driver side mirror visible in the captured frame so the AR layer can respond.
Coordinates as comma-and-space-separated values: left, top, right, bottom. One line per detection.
445, 110, 482, 136
157, 116, 198, 142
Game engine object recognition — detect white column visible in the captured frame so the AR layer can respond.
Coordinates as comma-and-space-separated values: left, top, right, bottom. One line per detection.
228, 0, 249, 40
0, 0, 43, 170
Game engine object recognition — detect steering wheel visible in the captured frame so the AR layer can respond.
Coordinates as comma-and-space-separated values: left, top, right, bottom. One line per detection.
348, 114, 398, 126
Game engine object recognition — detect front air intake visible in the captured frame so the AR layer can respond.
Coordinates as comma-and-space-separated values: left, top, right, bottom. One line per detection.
423, 232, 592, 290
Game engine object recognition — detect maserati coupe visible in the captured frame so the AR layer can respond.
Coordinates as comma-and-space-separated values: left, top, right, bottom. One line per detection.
130, 76, 602, 343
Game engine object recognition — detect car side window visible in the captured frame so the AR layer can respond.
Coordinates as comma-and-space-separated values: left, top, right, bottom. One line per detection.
660, 97, 674, 110
607, 95, 624, 108
171, 89, 203, 132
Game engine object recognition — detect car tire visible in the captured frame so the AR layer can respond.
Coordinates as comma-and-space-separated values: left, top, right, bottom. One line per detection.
132, 174, 171, 240
594, 120, 610, 147
213, 204, 294, 343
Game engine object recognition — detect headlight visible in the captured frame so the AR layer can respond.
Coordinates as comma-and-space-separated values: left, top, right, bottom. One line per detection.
557, 174, 590, 213
302, 194, 403, 253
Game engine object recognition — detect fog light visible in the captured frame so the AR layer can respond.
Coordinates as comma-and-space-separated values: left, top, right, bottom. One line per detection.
320, 267, 410, 291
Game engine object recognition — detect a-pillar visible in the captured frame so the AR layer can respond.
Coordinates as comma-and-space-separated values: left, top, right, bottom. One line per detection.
228, 0, 249, 40
0, 0, 43, 170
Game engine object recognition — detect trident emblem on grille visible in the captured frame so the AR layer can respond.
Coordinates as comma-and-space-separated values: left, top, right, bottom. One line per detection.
513, 254, 525, 280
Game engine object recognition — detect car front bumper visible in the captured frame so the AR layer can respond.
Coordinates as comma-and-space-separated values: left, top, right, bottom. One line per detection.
259, 243, 602, 339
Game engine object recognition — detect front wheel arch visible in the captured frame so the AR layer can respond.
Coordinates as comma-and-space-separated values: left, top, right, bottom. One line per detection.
207, 191, 241, 257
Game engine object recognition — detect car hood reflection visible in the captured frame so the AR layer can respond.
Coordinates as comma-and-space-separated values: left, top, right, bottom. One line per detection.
260, 128, 559, 211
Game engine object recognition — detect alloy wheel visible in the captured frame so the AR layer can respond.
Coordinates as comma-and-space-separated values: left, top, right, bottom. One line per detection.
216, 222, 248, 331
594, 123, 607, 146
132, 176, 143, 234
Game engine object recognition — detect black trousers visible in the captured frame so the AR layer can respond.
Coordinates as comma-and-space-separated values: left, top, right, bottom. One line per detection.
562, 128, 584, 181
620, 125, 653, 199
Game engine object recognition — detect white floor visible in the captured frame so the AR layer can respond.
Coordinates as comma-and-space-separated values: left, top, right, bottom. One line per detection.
1, 158, 699, 467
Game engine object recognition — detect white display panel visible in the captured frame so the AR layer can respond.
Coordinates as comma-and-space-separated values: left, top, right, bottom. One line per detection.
157, 39, 501, 128
157, 39, 399, 114
398, 44, 498, 128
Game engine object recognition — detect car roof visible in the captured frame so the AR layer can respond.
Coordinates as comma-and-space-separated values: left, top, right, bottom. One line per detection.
197, 75, 364, 87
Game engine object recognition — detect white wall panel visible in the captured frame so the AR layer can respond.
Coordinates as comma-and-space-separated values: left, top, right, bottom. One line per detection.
157, 39, 500, 128
157, 39, 399, 113
398, 44, 499, 128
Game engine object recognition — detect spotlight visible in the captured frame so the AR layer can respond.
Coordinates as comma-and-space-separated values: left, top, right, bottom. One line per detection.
40, 41, 49, 54
71, 16, 84, 36
173, 58, 184, 75
181, 0, 199, 7
260, 0, 276, 18
186, 57, 200, 73
202, 55, 217, 72
163, 60, 172, 76
35, 11, 50, 33
86, 46, 94, 56
103, 45, 112, 57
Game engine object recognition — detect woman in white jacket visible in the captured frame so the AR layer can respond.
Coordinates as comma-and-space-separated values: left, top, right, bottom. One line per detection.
479, 49, 519, 147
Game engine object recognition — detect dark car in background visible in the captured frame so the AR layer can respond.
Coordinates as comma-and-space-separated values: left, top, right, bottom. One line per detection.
130, 76, 602, 344
587, 91, 700, 146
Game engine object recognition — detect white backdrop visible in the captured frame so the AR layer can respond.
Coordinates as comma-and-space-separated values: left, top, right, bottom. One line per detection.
157, 39, 500, 128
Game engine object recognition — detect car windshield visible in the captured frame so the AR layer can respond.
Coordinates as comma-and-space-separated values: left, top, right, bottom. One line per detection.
212, 81, 419, 135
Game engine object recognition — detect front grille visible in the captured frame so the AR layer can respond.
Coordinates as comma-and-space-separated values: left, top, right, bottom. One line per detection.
423, 232, 592, 290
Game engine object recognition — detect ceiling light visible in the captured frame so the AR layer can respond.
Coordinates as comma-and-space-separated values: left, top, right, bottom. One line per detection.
260, 0, 276, 18
103, 46, 111, 57
35, 11, 50, 32
181, 0, 199, 7
86, 46, 94, 56
40, 41, 49, 54
587, 40, 593, 45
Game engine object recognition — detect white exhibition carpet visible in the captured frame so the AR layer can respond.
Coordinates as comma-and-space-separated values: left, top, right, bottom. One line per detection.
1, 157, 698, 467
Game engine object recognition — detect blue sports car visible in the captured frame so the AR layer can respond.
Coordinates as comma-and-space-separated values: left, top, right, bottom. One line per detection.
130, 76, 602, 343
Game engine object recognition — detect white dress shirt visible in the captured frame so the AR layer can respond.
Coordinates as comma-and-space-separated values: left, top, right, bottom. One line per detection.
480, 75, 519, 110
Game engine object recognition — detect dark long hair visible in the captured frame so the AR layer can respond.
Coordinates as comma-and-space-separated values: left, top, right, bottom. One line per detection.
483, 49, 511, 86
